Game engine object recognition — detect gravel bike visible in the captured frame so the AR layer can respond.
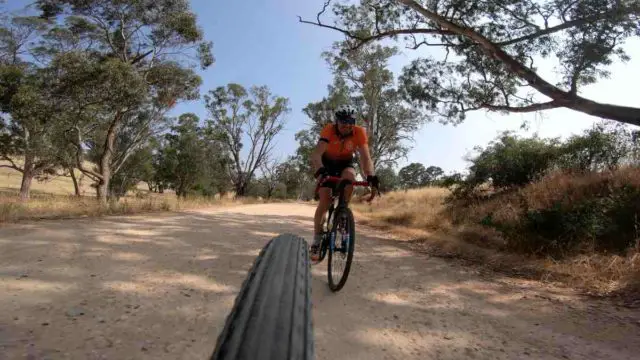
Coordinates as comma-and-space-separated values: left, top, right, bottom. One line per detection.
208, 179, 377, 359
313, 176, 378, 292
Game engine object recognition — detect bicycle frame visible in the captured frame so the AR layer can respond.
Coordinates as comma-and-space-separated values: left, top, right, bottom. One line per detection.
313, 176, 378, 259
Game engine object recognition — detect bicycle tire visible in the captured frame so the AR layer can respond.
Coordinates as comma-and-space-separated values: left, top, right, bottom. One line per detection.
327, 206, 356, 292
209, 233, 314, 360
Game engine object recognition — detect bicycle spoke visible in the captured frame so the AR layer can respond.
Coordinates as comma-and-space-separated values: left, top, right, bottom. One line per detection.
327, 207, 355, 292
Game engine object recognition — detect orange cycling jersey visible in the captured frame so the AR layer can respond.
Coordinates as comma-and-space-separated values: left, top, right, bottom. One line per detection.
319, 123, 368, 161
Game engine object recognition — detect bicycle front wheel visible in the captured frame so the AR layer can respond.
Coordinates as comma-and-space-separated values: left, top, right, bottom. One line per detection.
327, 206, 355, 292
209, 233, 314, 360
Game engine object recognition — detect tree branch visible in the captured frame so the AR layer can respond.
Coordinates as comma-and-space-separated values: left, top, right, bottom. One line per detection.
301, 1, 638, 54
396, 0, 640, 126
0, 155, 22, 172
495, 7, 636, 47
68, 125, 102, 181
481, 101, 561, 113
298, 15, 454, 50
0, 164, 22, 172
130, 49, 153, 65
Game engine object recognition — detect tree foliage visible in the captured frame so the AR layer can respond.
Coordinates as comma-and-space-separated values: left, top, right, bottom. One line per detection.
398, 162, 427, 189
375, 166, 399, 192
31, 0, 213, 203
157, 113, 207, 198
464, 132, 562, 190
301, 0, 640, 126
558, 121, 640, 172
0, 14, 61, 200
456, 120, 640, 198
145, 113, 230, 198
204, 83, 289, 197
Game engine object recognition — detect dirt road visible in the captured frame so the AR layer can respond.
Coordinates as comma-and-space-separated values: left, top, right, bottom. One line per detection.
1, 203, 639, 360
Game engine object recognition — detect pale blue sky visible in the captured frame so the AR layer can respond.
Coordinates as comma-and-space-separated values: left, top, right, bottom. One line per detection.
9, 1, 640, 174
170, 0, 640, 174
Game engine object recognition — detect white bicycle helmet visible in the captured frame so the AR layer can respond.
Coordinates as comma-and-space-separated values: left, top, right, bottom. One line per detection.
334, 105, 357, 124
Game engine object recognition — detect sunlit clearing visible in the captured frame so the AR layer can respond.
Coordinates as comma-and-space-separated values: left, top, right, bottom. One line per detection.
144, 273, 237, 293
251, 231, 279, 238
112, 252, 149, 261
1, 278, 77, 293
194, 254, 219, 261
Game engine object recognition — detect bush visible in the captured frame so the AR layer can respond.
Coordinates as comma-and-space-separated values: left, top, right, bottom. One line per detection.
557, 121, 640, 173
476, 168, 640, 257
452, 121, 640, 200
468, 131, 562, 188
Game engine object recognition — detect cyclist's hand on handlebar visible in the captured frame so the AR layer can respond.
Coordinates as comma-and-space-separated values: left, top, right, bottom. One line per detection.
367, 175, 380, 189
314, 167, 329, 180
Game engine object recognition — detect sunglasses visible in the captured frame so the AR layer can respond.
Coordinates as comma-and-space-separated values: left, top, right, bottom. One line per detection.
337, 117, 356, 125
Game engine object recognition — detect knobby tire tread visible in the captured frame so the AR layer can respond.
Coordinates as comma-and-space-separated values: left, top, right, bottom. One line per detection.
209, 233, 314, 360
327, 206, 356, 292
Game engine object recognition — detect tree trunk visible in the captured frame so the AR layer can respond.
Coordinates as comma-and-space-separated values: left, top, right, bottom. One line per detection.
68, 166, 80, 197
19, 170, 33, 202
19, 154, 34, 201
96, 178, 109, 204
235, 182, 247, 198
96, 113, 121, 204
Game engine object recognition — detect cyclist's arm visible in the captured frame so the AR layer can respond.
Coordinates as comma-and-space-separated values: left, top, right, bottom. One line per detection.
312, 140, 328, 175
357, 143, 375, 177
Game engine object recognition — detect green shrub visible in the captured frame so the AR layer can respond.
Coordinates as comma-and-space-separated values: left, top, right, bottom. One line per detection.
468, 168, 640, 258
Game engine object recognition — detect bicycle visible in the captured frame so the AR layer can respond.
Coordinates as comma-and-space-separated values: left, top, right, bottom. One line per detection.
313, 176, 378, 292
208, 180, 377, 359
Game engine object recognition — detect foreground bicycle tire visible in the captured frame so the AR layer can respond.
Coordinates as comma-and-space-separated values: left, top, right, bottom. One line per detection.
209, 233, 314, 360
327, 206, 356, 292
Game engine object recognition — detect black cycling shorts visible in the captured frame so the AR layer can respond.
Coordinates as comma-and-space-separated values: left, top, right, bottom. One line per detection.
320, 154, 355, 190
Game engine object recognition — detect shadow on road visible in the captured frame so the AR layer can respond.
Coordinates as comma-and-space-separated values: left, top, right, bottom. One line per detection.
1, 204, 639, 360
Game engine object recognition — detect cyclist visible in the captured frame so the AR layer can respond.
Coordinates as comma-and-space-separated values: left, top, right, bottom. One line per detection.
309, 105, 379, 262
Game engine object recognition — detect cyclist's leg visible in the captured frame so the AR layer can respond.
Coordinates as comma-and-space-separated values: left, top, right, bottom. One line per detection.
310, 186, 331, 262
340, 166, 357, 205
311, 157, 338, 260
313, 187, 332, 236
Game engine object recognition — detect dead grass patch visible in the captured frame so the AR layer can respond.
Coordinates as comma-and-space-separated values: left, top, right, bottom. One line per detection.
353, 183, 640, 302
0, 191, 275, 224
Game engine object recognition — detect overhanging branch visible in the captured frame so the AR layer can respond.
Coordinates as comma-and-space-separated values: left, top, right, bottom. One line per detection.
481, 101, 561, 113
497, 6, 639, 47
397, 0, 640, 126
298, 16, 454, 51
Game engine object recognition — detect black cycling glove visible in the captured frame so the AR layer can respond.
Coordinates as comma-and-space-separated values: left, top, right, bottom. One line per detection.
367, 175, 380, 189
314, 167, 329, 179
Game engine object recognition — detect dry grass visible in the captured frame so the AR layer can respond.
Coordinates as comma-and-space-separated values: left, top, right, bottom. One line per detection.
355, 187, 451, 229
454, 167, 640, 227
0, 191, 270, 223
0, 159, 100, 196
0, 159, 276, 223
353, 182, 640, 301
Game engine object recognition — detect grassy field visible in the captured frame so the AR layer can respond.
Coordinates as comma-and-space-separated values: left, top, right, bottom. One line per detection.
0, 163, 95, 197
352, 184, 640, 301
0, 160, 268, 223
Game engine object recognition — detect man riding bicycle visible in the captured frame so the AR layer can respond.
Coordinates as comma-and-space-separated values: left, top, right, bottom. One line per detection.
310, 105, 379, 262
